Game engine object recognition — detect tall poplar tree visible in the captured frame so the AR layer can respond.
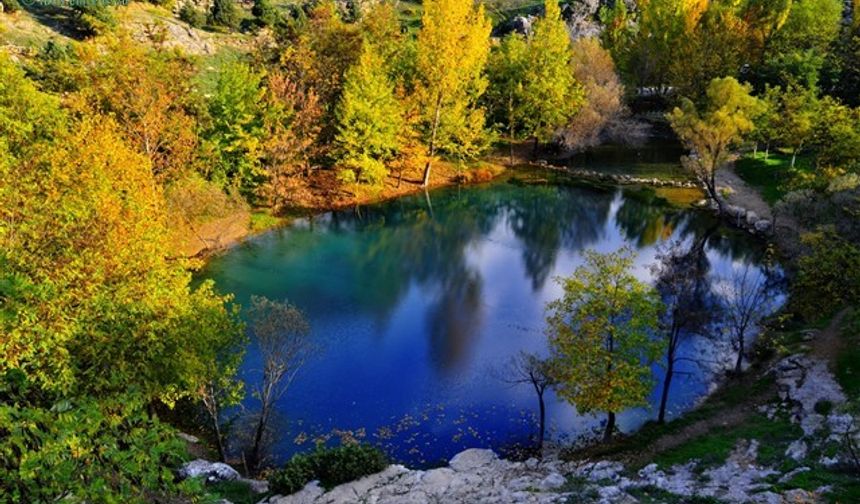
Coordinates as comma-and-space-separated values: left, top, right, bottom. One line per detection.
521, 0, 584, 152
334, 42, 404, 186
415, 0, 491, 186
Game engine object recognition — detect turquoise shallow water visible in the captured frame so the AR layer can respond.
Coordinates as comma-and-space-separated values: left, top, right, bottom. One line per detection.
200, 179, 775, 467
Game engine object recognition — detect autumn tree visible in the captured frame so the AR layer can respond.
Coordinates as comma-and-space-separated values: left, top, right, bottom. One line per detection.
67, 35, 200, 181
260, 72, 324, 209
485, 33, 528, 164
414, 0, 491, 186
246, 296, 313, 473
668, 77, 762, 213
334, 42, 404, 186
547, 248, 664, 443
520, 0, 584, 153
1, 55, 245, 499
277, 1, 363, 145
561, 37, 625, 152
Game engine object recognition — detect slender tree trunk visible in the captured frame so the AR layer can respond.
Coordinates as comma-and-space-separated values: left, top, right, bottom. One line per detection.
765, 141, 770, 161
603, 411, 616, 443
734, 333, 745, 374
508, 92, 515, 167
532, 136, 539, 159
791, 147, 799, 169
249, 401, 269, 473
537, 388, 546, 454
422, 94, 443, 187
658, 357, 674, 424
753, 143, 758, 158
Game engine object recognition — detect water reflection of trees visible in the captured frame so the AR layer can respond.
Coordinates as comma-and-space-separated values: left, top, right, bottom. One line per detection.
260, 182, 771, 373
507, 184, 614, 290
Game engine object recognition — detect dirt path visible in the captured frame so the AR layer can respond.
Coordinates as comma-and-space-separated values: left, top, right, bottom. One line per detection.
715, 164, 774, 220
810, 308, 852, 365
717, 163, 805, 258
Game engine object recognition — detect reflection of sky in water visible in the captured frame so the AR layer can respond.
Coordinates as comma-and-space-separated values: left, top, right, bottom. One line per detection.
200, 181, 780, 467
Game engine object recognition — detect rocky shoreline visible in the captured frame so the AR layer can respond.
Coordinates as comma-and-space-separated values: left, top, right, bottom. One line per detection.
190, 352, 855, 504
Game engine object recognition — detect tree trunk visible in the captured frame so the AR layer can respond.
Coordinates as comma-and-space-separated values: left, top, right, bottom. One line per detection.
765, 142, 770, 161
658, 358, 674, 424
537, 389, 546, 454
249, 405, 268, 473
790, 148, 798, 169
753, 143, 758, 159
734, 334, 745, 374
532, 136, 539, 159
211, 407, 226, 462
422, 94, 443, 187
603, 411, 616, 443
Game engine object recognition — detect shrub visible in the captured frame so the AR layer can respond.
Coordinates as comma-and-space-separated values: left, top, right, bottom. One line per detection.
269, 444, 388, 495
209, 0, 240, 30
0, 374, 189, 502
2, 0, 22, 13
74, 4, 117, 36
251, 0, 279, 27
792, 231, 860, 320
179, 2, 206, 28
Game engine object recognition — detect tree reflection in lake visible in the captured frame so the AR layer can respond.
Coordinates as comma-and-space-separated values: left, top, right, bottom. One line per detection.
201, 179, 780, 467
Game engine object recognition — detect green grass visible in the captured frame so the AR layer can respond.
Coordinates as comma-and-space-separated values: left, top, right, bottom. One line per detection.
205, 480, 264, 504
735, 151, 815, 204
250, 210, 284, 233
652, 413, 802, 470
836, 312, 860, 401
773, 468, 860, 503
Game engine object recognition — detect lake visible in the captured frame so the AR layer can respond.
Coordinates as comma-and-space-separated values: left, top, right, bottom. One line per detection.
200, 174, 776, 467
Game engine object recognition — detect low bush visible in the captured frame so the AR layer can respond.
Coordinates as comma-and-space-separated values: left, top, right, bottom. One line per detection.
269, 443, 388, 495
791, 231, 860, 320
179, 2, 206, 28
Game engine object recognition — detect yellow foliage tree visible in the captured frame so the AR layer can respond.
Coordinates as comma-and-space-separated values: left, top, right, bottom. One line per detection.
415, 0, 492, 186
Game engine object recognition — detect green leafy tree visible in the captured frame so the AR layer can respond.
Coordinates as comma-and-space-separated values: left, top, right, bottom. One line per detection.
546, 247, 664, 442
414, 0, 492, 186
253, 0, 280, 28
521, 0, 584, 153
773, 85, 818, 169
203, 60, 266, 196
210, 0, 241, 30
668, 77, 762, 213
334, 42, 404, 186
485, 33, 528, 164
0, 55, 245, 500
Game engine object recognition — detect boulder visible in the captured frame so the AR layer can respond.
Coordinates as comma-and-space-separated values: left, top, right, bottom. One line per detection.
538, 472, 566, 491
754, 219, 772, 233
785, 440, 808, 461
178, 459, 240, 482
746, 211, 759, 226
449, 448, 498, 473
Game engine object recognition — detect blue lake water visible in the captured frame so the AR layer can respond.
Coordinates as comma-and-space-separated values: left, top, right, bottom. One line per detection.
200, 176, 775, 467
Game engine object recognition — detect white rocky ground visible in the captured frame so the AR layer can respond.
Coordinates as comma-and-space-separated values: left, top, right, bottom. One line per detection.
250, 354, 857, 504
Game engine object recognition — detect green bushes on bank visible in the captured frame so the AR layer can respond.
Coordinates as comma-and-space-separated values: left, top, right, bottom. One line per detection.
268, 444, 388, 495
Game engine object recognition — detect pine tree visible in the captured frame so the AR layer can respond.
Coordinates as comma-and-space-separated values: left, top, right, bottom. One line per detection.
334, 42, 404, 186
521, 0, 583, 152
415, 0, 492, 186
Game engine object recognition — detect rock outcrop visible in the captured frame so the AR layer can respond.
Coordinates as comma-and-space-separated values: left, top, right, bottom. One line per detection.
257, 354, 857, 504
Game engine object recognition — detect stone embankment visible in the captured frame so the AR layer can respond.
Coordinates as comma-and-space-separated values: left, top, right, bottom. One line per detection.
533, 160, 775, 236
255, 353, 855, 504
